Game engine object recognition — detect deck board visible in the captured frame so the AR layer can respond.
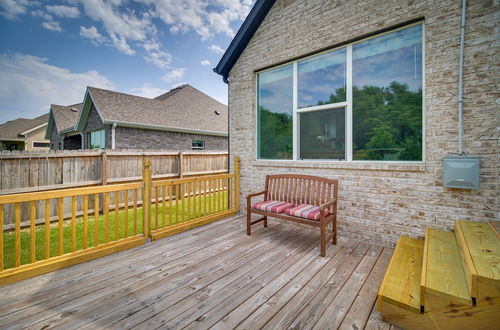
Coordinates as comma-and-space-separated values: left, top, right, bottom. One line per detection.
0, 214, 394, 329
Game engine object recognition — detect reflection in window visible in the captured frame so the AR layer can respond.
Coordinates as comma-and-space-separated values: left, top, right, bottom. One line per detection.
88, 129, 105, 149
353, 24, 423, 161
257, 64, 293, 159
298, 48, 346, 108
300, 108, 345, 160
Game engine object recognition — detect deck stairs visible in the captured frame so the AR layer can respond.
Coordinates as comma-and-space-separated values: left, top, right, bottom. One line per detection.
378, 221, 500, 329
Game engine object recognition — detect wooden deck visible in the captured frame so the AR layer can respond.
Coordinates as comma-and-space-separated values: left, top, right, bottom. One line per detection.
0, 215, 397, 330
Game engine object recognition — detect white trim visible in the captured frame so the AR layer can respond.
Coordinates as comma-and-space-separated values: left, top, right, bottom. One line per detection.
109, 120, 228, 137
422, 23, 426, 161
292, 62, 298, 160
346, 45, 353, 161
296, 101, 347, 113
20, 123, 48, 136
111, 122, 116, 149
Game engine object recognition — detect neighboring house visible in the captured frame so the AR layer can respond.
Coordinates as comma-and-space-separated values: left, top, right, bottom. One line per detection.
0, 114, 50, 151
214, 0, 498, 245
46, 84, 228, 151
45, 103, 83, 150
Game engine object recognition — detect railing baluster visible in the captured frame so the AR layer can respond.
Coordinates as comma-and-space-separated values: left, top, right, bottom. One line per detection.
104, 192, 109, 243
114, 191, 119, 241
175, 184, 179, 224
83, 195, 88, 249
133, 189, 137, 235
193, 180, 197, 219
155, 186, 159, 230
124, 190, 129, 238
162, 185, 166, 228
181, 183, 185, 222
187, 182, 192, 221
219, 178, 223, 212
30, 201, 36, 263
14, 202, 21, 267
71, 196, 77, 252
0, 206, 3, 271
45, 199, 50, 259
94, 193, 99, 246
58, 198, 63, 255
168, 184, 173, 226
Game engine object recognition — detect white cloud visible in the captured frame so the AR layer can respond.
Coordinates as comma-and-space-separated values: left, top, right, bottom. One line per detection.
41, 20, 62, 32
136, 0, 252, 40
46, 5, 79, 18
171, 82, 186, 89
161, 68, 186, 82
31, 9, 52, 21
201, 59, 211, 66
130, 83, 167, 98
80, 26, 106, 45
0, 0, 34, 19
208, 44, 225, 55
142, 39, 172, 69
0, 53, 114, 122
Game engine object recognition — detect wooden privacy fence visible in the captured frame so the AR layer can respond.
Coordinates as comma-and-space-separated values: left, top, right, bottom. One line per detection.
0, 150, 228, 227
0, 157, 240, 285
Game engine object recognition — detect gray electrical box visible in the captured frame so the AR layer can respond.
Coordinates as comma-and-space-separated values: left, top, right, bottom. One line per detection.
443, 156, 480, 190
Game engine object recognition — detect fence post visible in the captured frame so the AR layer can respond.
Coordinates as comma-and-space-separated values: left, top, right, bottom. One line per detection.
142, 158, 152, 240
101, 151, 108, 185
234, 156, 240, 212
178, 152, 184, 178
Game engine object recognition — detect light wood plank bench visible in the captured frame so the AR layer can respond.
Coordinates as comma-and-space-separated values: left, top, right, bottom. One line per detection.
246, 174, 338, 257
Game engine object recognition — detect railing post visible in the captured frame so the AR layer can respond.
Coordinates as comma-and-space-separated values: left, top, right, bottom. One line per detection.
142, 158, 152, 240
234, 156, 240, 212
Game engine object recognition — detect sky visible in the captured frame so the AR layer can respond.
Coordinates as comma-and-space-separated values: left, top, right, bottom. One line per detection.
0, 0, 254, 124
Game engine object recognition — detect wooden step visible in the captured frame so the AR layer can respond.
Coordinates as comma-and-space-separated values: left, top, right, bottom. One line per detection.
455, 220, 500, 299
378, 236, 424, 313
421, 228, 471, 306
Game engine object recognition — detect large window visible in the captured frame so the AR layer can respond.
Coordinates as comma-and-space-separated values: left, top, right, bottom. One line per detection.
88, 129, 105, 149
256, 23, 423, 162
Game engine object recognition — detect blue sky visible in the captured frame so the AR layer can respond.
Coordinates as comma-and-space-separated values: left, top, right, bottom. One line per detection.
0, 0, 254, 123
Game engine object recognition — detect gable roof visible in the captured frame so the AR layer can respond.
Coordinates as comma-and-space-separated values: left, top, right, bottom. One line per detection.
214, 0, 276, 83
0, 114, 49, 141
45, 103, 82, 139
76, 84, 228, 136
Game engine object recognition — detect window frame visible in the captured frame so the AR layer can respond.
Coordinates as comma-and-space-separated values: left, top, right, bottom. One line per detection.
192, 140, 205, 150
255, 21, 425, 163
32, 141, 50, 148
88, 129, 106, 150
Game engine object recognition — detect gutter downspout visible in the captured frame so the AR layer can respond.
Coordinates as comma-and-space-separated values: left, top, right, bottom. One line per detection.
112, 122, 117, 150
80, 132, 84, 149
458, 0, 467, 154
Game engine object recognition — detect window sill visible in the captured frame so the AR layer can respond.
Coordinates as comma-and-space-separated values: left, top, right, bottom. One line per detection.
251, 159, 426, 172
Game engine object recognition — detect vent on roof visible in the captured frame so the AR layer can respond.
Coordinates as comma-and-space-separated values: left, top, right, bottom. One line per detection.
215, 111, 220, 115
70, 107, 78, 112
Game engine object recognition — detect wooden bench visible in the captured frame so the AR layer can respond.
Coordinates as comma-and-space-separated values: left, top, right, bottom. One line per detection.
246, 174, 338, 257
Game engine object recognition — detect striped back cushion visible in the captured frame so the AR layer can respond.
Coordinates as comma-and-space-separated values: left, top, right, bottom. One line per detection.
253, 200, 294, 214
285, 204, 329, 221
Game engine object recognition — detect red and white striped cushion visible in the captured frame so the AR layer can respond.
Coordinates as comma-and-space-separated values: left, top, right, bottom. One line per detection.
285, 204, 329, 221
253, 200, 294, 214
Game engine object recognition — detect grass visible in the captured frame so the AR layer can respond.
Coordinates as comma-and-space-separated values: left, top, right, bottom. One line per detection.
2, 192, 228, 270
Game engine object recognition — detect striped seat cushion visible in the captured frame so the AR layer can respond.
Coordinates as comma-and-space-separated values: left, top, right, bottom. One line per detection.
285, 204, 329, 221
253, 200, 294, 214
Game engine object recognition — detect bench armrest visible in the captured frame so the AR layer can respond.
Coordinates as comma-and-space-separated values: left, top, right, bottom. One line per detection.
246, 190, 267, 200
319, 198, 337, 212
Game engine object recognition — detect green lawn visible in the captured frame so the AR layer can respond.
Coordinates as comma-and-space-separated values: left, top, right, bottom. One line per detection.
2, 192, 228, 270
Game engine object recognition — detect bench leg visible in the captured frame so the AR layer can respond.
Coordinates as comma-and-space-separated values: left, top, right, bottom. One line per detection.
332, 218, 337, 245
263, 215, 268, 227
247, 210, 252, 235
320, 224, 326, 257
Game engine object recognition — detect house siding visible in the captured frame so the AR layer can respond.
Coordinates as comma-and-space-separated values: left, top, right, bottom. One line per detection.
228, 0, 499, 246
50, 125, 62, 150
24, 126, 50, 151
114, 127, 228, 151
83, 104, 112, 149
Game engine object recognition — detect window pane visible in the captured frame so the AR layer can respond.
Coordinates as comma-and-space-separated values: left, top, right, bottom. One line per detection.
352, 24, 423, 161
300, 108, 345, 160
257, 64, 293, 159
298, 48, 346, 108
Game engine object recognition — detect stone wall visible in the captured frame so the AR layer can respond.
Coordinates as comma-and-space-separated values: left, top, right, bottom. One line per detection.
114, 127, 228, 151
227, 0, 499, 246
50, 125, 62, 150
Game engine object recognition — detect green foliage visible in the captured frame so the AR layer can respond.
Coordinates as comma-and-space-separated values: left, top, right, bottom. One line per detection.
258, 106, 293, 159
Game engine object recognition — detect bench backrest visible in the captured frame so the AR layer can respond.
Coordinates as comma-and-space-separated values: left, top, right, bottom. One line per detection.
264, 174, 338, 212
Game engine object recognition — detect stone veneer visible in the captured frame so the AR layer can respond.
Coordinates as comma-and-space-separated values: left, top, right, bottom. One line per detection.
227, 0, 499, 246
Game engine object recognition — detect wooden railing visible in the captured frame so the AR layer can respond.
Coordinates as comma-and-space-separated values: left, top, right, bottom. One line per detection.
0, 156, 240, 285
